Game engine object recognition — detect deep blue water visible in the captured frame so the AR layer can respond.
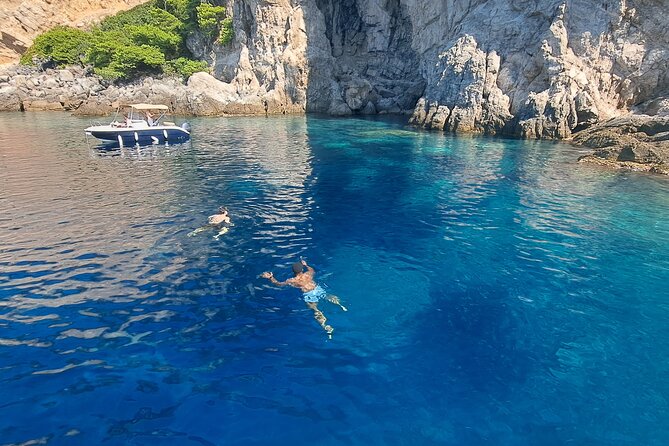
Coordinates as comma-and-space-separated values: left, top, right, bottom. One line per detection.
0, 112, 668, 445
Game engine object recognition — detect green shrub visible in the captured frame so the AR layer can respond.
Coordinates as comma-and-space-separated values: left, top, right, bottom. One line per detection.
98, 2, 155, 30
20, 26, 90, 66
87, 34, 165, 80
110, 44, 166, 75
165, 57, 209, 79
147, 7, 184, 34
218, 17, 234, 45
93, 66, 125, 81
128, 25, 181, 57
196, 3, 227, 39
100, 2, 181, 34
85, 31, 130, 67
21, 0, 235, 81
162, 0, 199, 23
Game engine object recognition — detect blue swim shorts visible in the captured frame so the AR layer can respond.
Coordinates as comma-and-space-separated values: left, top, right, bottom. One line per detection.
303, 285, 326, 303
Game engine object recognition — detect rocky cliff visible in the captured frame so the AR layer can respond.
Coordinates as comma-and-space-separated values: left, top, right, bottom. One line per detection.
0, 0, 146, 65
405, 0, 669, 139
2, 0, 669, 145
192, 0, 426, 116
181, 0, 667, 139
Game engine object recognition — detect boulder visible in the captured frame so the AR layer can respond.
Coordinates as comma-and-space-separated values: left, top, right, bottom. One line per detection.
410, 36, 511, 135
0, 86, 22, 111
43, 77, 59, 89
72, 98, 114, 115
344, 78, 372, 112
58, 69, 75, 83
574, 115, 669, 174
22, 99, 63, 111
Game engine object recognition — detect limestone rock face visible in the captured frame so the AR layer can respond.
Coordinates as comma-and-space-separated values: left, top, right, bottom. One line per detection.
409, 35, 511, 134
401, 0, 669, 138
0, 0, 146, 65
3, 0, 669, 141
195, 0, 424, 117
203, 0, 669, 137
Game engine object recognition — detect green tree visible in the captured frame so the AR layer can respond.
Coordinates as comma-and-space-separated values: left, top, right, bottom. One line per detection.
20, 26, 90, 66
20, 0, 230, 82
128, 25, 181, 57
160, 0, 199, 23
196, 3, 227, 40
87, 31, 165, 80
99, 3, 181, 35
165, 57, 209, 79
110, 44, 166, 76
86, 31, 130, 67
218, 17, 234, 45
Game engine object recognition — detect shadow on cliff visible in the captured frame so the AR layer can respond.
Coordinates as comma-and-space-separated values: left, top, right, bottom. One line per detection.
304, 0, 425, 115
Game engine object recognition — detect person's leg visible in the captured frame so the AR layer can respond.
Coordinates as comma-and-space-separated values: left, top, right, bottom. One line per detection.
187, 225, 210, 237
325, 294, 347, 311
213, 226, 229, 240
306, 302, 333, 337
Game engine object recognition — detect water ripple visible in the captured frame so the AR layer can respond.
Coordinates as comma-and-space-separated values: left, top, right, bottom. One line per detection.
0, 113, 668, 445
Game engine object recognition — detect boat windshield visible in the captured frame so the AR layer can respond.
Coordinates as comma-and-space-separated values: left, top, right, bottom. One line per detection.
114, 104, 169, 127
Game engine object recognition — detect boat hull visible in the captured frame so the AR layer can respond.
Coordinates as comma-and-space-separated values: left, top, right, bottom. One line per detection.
85, 125, 190, 145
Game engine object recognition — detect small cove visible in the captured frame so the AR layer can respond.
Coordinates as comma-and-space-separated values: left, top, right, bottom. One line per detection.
1, 112, 668, 445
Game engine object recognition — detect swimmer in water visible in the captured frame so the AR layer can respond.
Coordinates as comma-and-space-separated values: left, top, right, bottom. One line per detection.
261, 259, 346, 338
188, 206, 231, 239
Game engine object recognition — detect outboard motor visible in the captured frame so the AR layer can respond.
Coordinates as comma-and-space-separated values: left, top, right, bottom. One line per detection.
181, 122, 191, 132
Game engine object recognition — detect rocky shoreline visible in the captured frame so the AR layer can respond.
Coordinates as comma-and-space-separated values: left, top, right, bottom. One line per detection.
0, 64, 307, 117
573, 115, 669, 175
2, 62, 669, 176
2, 1, 669, 138
577, 155, 669, 175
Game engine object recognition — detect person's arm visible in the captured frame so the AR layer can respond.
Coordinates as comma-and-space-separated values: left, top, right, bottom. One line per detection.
301, 259, 315, 276
261, 271, 290, 286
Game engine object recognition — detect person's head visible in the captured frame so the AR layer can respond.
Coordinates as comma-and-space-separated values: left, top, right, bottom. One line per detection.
218, 206, 228, 215
292, 262, 304, 276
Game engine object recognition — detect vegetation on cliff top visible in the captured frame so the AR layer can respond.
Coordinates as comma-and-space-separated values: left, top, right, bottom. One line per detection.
20, 0, 234, 81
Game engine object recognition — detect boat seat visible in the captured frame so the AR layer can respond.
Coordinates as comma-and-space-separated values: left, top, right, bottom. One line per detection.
162, 121, 175, 126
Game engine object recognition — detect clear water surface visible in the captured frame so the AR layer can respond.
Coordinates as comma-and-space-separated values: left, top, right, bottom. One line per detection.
0, 112, 668, 446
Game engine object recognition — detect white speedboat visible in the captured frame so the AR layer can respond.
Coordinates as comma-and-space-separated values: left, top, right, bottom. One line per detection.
85, 103, 191, 146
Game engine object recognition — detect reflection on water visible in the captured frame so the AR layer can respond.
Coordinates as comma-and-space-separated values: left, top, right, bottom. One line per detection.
90, 142, 191, 160
1, 112, 669, 445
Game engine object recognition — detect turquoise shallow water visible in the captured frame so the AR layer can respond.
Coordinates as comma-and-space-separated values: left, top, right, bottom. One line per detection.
0, 112, 668, 445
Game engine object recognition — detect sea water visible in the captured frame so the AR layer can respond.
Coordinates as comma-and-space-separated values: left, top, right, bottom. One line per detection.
0, 112, 668, 445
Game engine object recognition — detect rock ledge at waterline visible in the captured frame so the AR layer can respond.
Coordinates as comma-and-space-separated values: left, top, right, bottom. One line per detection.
575, 115, 669, 175
0, 66, 304, 116
2, 63, 669, 175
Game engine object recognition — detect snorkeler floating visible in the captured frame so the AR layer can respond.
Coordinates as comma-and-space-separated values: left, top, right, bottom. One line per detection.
261, 259, 346, 338
188, 206, 232, 239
